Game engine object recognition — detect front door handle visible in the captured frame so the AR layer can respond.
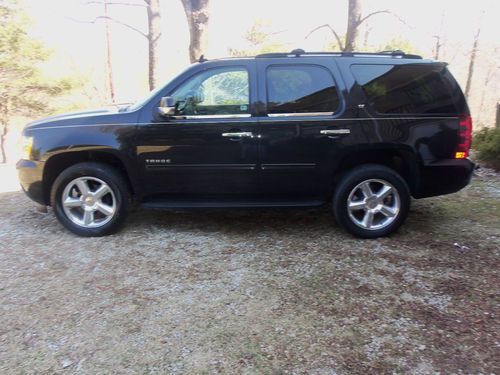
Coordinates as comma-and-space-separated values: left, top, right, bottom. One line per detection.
320, 129, 351, 135
221, 132, 254, 139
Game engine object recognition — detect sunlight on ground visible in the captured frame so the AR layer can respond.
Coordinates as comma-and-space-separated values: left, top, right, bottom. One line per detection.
0, 164, 21, 193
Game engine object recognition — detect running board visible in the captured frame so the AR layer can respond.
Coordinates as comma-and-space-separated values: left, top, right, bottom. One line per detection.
140, 198, 325, 209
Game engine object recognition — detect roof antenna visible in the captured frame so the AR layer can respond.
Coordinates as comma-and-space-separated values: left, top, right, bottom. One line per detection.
198, 54, 207, 63
290, 48, 305, 56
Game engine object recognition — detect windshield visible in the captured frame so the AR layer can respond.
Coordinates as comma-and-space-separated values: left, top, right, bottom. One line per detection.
126, 84, 165, 112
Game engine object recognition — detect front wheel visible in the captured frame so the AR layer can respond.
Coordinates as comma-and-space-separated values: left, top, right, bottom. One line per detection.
333, 164, 410, 238
50, 162, 130, 237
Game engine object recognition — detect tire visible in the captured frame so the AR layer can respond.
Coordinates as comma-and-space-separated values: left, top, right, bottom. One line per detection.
333, 164, 410, 239
50, 162, 130, 237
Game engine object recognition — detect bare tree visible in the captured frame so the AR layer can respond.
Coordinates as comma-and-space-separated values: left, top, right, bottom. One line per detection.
432, 12, 445, 60
306, 0, 408, 52
145, 0, 161, 89
464, 26, 481, 100
477, 58, 499, 124
73, 0, 162, 91
103, 0, 116, 103
180, 0, 210, 63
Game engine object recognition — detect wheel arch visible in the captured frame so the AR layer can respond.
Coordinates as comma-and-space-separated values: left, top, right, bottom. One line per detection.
42, 150, 138, 205
331, 146, 419, 196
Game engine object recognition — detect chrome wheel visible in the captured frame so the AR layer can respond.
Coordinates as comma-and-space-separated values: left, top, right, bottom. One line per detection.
347, 179, 400, 231
61, 177, 116, 228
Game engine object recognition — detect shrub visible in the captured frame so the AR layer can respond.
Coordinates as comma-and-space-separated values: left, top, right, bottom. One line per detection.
473, 127, 500, 170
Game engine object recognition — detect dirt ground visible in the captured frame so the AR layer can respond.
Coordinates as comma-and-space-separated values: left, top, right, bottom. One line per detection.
0, 170, 499, 374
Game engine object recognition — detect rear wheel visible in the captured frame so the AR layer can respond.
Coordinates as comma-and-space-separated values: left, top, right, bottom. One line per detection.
50, 162, 130, 236
333, 164, 410, 238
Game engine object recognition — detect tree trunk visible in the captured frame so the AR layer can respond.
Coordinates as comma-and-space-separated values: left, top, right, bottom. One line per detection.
433, 12, 445, 60
181, 0, 210, 63
146, 0, 161, 90
465, 27, 480, 100
496, 103, 500, 129
344, 0, 362, 52
433, 35, 441, 60
0, 123, 7, 164
477, 65, 496, 124
103, 0, 116, 103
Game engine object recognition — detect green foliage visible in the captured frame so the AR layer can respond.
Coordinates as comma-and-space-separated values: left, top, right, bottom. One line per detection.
379, 38, 421, 55
0, 0, 77, 124
473, 127, 500, 170
325, 36, 347, 52
229, 20, 288, 57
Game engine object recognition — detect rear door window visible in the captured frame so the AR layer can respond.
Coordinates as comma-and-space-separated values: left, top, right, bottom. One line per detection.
266, 65, 340, 115
351, 64, 462, 115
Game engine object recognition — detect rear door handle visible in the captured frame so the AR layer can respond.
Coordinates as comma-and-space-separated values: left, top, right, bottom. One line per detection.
221, 132, 254, 139
320, 129, 350, 135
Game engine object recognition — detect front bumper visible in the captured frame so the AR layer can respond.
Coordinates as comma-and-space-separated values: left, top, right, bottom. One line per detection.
16, 159, 46, 205
414, 158, 475, 198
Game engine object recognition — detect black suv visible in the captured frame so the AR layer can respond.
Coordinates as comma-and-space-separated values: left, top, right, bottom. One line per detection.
17, 50, 474, 238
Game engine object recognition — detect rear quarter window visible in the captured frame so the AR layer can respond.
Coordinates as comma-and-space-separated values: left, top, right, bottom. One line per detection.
351, 64, 464, 115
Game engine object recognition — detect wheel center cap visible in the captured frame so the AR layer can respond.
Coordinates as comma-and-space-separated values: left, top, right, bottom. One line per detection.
84, 196, 94, 206
366, 198, 378, 209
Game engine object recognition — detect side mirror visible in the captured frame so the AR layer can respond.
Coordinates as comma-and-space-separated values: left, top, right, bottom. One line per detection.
158, 96, 176, 116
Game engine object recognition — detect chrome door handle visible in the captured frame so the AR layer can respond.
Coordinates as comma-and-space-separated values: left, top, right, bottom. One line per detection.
221, 132, 254, 138
320, 129, 351, 135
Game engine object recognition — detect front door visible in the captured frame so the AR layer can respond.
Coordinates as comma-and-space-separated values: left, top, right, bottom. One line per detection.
136, 62, 259, 198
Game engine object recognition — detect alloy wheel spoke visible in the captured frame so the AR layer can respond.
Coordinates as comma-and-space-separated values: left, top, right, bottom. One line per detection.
359, 182, 374, 199
82, 210, 94, 225
93, 184, 111, 200
95, 202, 114, 217
376, 185, 393, 201
362, 211, 375, 229
348, 200, 367, 211
63, 197, 82, 208
76, 179, 90, 196
380, 205, 397, 218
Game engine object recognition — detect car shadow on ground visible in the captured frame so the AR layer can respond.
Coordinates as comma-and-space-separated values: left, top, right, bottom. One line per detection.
127, 205, 338, 235
124, 199, 440, 239
0, 190, 446, 240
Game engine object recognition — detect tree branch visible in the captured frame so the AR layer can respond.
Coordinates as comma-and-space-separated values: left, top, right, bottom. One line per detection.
67, 16, 148, 38
305, 24, 344, 51
84, 0, 147, 7
358, 10, 390, 26
358, 10, 415, 29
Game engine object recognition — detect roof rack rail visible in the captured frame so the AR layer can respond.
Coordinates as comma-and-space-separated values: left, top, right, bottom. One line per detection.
255, 49, 423, 60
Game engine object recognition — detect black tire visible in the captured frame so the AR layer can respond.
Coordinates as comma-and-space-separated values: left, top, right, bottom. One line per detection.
333, 164, 410, 239
50, 162, 130, 237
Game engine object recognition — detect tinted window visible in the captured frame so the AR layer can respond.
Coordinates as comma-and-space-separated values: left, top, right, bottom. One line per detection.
171, 67, 249, 116
351, 64, 461, 114
266, 65, 339, 114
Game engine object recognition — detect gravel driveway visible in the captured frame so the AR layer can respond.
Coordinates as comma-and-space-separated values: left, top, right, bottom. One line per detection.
0, 173, 499, 374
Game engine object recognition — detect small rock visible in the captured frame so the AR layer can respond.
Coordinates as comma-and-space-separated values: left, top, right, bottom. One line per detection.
61, 359, 73, 368
418, 345, 426, 351
453, 242, 470, 251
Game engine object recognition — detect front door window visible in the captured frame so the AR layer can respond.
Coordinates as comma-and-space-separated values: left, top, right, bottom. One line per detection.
171, 67, 250, 117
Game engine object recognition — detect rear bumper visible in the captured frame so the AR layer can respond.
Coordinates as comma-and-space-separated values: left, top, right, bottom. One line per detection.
16, 159, 46, 205
413, 158, 474, 198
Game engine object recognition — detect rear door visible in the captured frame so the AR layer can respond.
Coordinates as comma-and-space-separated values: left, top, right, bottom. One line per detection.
256, 57, 353, 199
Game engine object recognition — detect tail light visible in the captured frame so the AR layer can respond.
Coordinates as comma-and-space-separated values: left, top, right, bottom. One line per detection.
455, 115, 472, 159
